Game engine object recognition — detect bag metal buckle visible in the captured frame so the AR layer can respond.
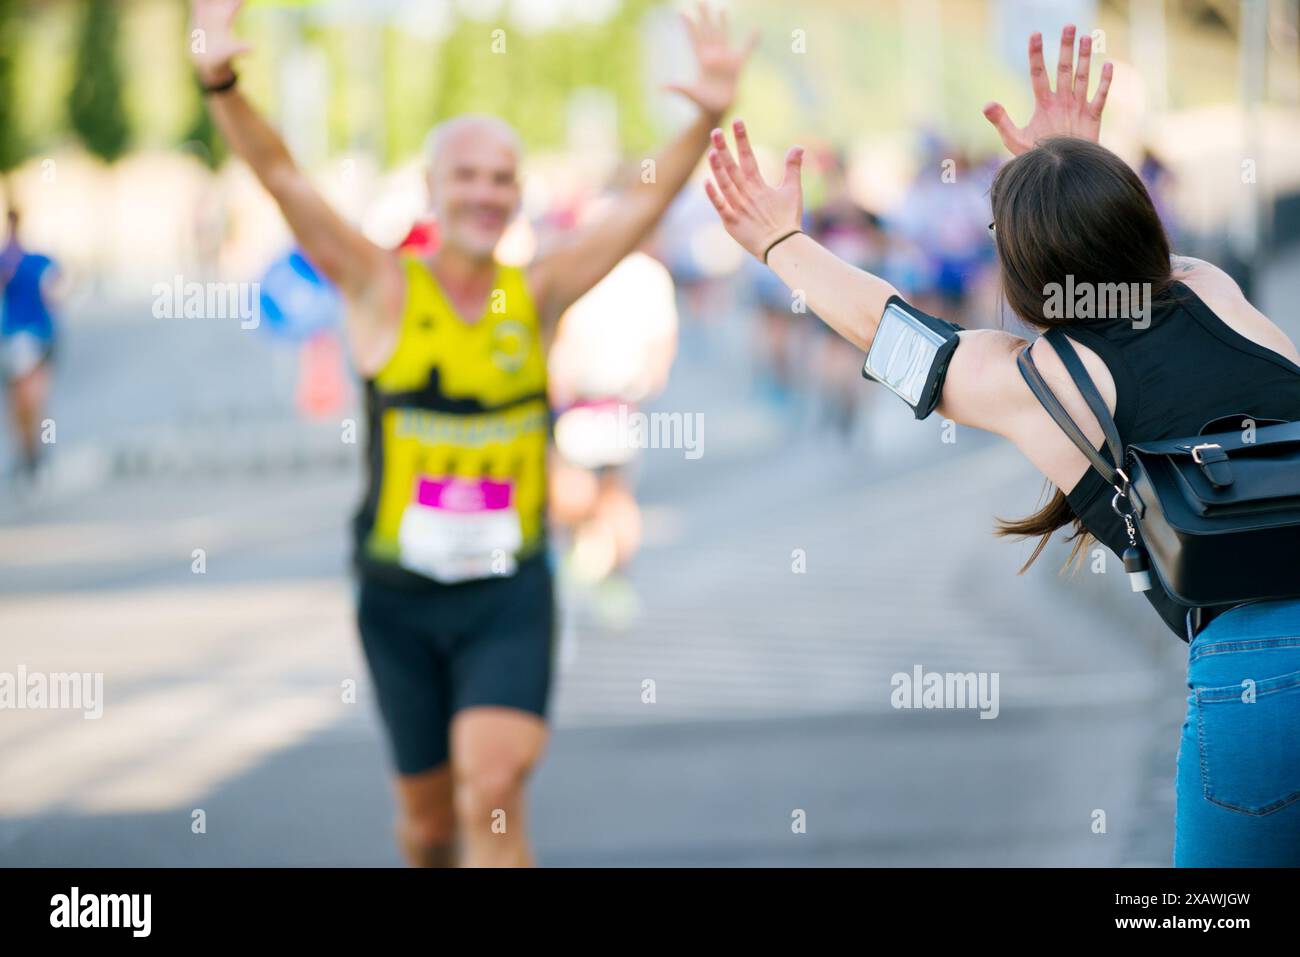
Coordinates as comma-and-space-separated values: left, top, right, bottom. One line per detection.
1191, 443, 1221, 464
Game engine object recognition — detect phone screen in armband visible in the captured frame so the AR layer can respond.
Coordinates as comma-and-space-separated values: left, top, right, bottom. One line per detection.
861, 298, 962, 419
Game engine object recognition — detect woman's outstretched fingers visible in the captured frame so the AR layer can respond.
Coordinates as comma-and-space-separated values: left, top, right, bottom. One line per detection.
708, 147, 744, 208
782, 145, 805, 186
1056, 24, 1076, 94
732, 119, 761, 181
1028, 31, 1050, 103
703, 178, 734, 222
1089, 61, 1114, 118
982, 101, 1020, 151
1072, 32, 1092, 102
709, 128, 745, 186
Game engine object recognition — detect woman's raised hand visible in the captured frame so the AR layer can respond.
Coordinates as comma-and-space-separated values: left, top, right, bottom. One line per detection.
703, 119, 805, 262
982, 25, 1113, 156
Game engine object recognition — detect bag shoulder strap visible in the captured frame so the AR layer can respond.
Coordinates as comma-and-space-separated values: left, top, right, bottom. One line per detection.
1043, 329, 1125, 465
1015, 331, 1124, 490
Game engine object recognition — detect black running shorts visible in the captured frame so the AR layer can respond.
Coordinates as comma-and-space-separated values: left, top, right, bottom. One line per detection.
356, 553, 556, 775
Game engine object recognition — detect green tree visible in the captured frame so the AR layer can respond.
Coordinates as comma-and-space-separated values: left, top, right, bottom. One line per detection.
0, 0, 24, 175
424, 1, 656, 155
68, 0, 130, 162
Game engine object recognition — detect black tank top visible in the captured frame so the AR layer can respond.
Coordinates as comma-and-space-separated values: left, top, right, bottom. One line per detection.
1062, 280, 1300, 637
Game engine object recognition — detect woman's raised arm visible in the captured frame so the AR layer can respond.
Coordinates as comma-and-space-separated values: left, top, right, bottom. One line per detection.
702, 119, 1035, 440
703, 120, 898, 352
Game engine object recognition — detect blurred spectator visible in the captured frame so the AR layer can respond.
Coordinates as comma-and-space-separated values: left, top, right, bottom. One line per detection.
548, 223, 679, 628
257, 246, 348, 418
397, 217, 440, 257
892, 140, 995, 325
1, 207, 64, 487
1140, 147, 1182, 248
807, 150, 884, 438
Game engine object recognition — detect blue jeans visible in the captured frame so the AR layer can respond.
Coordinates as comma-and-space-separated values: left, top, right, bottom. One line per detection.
1174, 598, 1300, 866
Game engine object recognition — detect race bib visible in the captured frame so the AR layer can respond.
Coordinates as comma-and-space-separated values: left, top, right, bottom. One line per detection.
397, 476, 522, 583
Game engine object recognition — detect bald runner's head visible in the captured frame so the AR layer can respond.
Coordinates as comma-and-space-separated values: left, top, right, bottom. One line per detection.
423, 115, 522, 261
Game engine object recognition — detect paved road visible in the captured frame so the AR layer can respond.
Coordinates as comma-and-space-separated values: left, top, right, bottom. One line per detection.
10, 243, 1300, 866
0, 305, 1191, 867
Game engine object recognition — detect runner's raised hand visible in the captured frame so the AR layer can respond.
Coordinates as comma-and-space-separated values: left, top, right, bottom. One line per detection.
189, 0, 252, 85
664, 2, 758, 120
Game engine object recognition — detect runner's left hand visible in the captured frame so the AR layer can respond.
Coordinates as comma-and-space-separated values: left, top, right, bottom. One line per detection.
665, 2, 758, 120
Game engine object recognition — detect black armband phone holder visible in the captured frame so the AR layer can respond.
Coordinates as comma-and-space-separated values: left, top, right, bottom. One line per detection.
860, 296, 963, 420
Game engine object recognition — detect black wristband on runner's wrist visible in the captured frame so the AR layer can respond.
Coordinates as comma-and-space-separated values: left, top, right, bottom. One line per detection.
200, 71, 238, 95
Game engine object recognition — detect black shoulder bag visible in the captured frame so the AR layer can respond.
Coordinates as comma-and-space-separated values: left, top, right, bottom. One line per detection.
1017, 328, 1300, 626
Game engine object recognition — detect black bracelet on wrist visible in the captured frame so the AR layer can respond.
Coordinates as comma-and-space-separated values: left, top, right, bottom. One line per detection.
762, 229, 803, 265
200, 71, 238, 95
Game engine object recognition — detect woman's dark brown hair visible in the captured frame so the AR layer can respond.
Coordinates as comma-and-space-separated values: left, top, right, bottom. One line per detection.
989, 137, 1175, 570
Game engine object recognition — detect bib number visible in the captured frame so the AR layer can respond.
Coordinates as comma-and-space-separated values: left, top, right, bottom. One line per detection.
397, 476, 521, 583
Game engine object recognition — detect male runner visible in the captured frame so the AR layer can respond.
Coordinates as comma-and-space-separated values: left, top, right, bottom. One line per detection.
189, 0, 753, 866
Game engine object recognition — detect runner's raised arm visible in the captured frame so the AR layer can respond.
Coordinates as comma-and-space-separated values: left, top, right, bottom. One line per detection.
189, 0, 402, 370
529, 3, 756, 328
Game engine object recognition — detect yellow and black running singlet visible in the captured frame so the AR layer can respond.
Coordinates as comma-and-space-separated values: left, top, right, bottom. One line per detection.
353, 255, 548, 585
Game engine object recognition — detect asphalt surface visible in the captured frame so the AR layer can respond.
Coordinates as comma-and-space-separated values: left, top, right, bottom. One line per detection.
5, 245, 1298, 866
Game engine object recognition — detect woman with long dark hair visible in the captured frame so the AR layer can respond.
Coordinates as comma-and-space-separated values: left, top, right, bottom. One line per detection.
702, 26, 1300, 866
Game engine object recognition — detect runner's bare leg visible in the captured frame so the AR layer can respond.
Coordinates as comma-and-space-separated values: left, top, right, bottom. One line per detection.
393, 764, 456, 867
451, 707, 548, 867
